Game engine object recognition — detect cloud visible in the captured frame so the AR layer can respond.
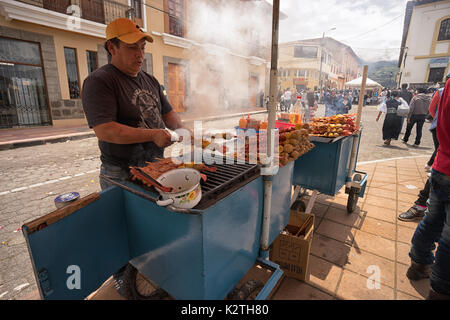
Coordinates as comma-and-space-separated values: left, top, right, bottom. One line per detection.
278, 0, 408, 62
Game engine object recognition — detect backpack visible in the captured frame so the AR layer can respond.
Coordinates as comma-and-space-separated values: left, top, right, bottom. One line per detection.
396, 98, 410, 116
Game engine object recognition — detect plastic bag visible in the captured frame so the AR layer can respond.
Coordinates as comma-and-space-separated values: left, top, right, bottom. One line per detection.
397, 98, 410, 116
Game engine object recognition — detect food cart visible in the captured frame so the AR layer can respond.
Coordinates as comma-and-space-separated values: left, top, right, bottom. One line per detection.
292, 67, 371, 214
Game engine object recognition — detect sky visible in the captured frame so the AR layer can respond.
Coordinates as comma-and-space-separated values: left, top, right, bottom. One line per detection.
270, 0, 409, 62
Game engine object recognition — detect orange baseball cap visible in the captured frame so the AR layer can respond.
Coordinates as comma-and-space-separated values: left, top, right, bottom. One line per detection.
106, 18, 153, 43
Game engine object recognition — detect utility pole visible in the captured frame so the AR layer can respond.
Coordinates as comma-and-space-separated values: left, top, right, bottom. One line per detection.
318, 28, 336, 91
319, 32, 325, 91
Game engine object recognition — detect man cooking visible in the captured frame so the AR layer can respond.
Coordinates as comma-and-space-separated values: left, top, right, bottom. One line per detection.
82, 18, 185, 190
82, 17, 189, 299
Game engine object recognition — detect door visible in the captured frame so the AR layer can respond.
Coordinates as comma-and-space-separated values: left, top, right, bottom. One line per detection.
249, 75, 258, 107
80, 0, 105, 24
0, 37, 51, 128
168, 63, 186, 112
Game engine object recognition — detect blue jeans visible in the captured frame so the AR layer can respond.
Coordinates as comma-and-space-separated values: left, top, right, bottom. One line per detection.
99, 163, 130, 190
409, 169, 450, 294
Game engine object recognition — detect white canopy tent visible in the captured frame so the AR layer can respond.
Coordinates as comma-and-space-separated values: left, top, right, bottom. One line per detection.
345, 77, 382, 89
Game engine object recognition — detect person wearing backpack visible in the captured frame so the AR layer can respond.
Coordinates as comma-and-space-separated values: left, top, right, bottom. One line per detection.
402, 87, 431, 147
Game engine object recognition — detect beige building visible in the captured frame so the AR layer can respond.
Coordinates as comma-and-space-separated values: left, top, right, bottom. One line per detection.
397, 0, 450, 88
0, 0, 273, 128
278, 37, 362, 92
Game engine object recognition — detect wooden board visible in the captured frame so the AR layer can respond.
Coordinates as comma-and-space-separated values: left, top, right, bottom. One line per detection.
23, 192, 100, 235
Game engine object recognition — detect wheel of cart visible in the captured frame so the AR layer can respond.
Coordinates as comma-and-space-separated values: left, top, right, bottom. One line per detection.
291, 130, 368, 214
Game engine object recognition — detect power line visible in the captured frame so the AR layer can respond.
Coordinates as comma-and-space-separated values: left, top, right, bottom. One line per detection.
341, 14, 403, 41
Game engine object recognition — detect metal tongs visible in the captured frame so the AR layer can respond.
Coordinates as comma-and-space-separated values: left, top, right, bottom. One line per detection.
133, 167, 173, 193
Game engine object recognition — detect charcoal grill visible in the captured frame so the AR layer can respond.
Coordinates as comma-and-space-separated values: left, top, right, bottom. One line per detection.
123, 157, 261, 212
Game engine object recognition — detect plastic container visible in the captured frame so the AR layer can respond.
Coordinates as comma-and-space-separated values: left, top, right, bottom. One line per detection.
54, 192, 80, 209
275, 120, 295, 130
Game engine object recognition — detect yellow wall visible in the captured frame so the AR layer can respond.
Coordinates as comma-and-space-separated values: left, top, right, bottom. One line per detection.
0, 0, 268, 120
0, 15, 104, 100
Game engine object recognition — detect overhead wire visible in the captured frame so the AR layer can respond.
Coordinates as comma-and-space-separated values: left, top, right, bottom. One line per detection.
140, 1, 402, 66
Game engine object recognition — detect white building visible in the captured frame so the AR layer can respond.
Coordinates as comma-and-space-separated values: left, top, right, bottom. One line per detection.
398, 0, 450, 88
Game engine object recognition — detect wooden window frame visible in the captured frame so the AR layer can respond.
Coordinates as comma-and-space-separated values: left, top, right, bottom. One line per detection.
437, 18, 450, 41
86, 50, 98, 74
164, 0, 186, 38
63, 47, 81, 99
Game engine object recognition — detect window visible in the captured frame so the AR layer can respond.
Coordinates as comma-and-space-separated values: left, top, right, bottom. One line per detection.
131, 0, 143, 19
438, 18, 450, 41
64, 47, 80, 99
86, 51, 98, 74
167, 0, 185, 37
294, 46, 318, 58
428, 67, 446, 83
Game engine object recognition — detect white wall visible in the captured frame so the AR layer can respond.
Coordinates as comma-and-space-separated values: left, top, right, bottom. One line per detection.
401, 1, 450, 85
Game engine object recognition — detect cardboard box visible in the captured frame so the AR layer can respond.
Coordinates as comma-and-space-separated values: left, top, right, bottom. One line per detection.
270, 210, 314, 281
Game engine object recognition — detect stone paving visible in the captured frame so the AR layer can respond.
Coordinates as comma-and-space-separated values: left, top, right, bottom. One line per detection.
271, 156, 431, 300
0, 105, 437, 300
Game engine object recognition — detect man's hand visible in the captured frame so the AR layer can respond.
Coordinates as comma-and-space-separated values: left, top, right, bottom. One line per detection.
407, 118, 411, 124
151, 129, 173, 148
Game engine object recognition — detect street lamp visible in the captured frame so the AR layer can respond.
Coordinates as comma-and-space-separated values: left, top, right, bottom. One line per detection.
319, 27, 336, 90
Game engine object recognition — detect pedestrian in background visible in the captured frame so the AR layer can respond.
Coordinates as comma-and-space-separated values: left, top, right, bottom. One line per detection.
324, 89, 339, 116
284, 87, 292, 112
336, 93, 352, 114
402, 87, 431, 147
376, 91, 403, 146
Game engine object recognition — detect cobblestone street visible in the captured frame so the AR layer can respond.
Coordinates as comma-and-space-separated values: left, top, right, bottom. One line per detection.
0, 106, 435, 300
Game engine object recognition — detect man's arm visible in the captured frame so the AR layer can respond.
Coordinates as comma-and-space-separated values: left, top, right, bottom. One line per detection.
93, 122, 172, 147
408, 97, 416, 120
162, 110, 184, 131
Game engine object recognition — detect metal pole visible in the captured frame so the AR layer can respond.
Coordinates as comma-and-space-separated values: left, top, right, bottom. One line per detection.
319, 32, 324, 90
260, 0, 279, 256
347, 65, 368, 184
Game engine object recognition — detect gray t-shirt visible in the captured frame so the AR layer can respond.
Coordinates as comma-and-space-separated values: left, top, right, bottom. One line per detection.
82, 64, 173, 168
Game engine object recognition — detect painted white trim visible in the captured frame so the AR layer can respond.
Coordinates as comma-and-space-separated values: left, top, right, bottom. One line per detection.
161, 32, 193, 49
249, 56, 266, 66
0, 0, 106, 38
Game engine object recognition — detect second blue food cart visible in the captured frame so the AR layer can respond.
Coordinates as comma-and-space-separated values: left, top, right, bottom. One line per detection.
292, 129, 368, 214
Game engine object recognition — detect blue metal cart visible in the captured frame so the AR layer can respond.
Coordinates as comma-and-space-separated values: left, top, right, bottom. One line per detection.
21, 159, 294, 300
291, 130, 368, 214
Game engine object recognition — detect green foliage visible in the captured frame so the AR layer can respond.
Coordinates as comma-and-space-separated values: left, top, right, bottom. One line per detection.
366, 60, 399, 89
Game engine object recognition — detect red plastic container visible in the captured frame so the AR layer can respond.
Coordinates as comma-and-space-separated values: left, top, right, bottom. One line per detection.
275, 120, 295, 130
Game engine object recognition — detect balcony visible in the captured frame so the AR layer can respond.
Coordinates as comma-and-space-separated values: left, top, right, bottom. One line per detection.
1, 0, 142, 38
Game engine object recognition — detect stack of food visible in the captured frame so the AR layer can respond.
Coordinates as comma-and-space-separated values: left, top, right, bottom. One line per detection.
278, 123, 315, 166
238, 115, 268, 131
130, 158, 216, 187
308, 114, 356, 138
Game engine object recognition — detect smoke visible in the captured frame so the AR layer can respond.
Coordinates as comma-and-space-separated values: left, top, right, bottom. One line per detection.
185, 0, 272, 117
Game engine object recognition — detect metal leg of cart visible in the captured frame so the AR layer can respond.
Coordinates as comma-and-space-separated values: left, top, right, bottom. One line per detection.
291, 185, 318, 214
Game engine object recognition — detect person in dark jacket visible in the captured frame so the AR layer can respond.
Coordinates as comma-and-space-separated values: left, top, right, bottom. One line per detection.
376, 91, 402, 145
399, 84, 413, 130
402, 87, 431, 146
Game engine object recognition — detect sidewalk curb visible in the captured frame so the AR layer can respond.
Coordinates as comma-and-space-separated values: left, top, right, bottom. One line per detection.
0, 132, 96, 151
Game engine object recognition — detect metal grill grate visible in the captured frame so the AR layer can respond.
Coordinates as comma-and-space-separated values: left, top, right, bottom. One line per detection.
128, 156, 260, 211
